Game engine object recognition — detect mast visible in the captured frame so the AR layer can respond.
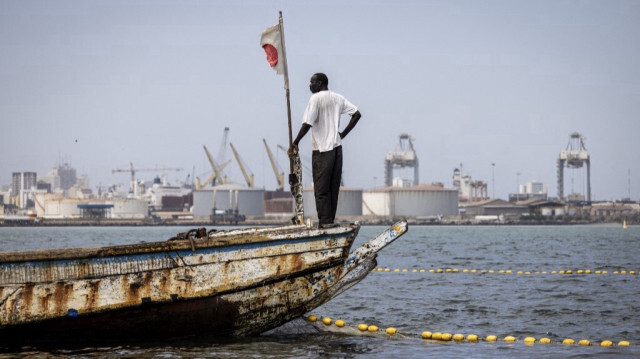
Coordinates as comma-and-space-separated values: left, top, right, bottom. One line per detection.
276, 11, 304, 224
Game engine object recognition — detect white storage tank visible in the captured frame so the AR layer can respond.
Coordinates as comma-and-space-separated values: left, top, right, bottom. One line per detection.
302, 186, 363, 219
363, 185, 458, 217
44, 199, 81, 218
112, 199, 148, 219
192, 184, 265, 218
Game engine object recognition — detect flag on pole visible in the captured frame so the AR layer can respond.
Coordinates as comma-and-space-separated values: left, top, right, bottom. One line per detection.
260, 23, 286, 75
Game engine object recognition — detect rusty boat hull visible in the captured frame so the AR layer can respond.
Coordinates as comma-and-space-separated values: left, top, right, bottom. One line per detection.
0, 221, 407, 347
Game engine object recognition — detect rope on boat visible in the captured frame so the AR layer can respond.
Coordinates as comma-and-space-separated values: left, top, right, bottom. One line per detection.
167, 227, 215, 252
288, 150, 305, 225
305, 315, 634, 348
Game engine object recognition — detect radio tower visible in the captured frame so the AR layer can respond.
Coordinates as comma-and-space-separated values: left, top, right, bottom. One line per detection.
557, 132, 591, 202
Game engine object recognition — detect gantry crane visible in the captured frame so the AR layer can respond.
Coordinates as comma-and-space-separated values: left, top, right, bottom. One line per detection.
384, 134, 419, 187
263, 139, 285, 190
557, 132, 591, 202
112, 162, 182, 193
229, 143, 254, 188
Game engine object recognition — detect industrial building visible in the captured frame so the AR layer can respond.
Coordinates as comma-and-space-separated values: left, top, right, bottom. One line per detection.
362, 184, 458, 217
34, 193, 148, 219
192, 184, 265, 219
302, 187, 363, 219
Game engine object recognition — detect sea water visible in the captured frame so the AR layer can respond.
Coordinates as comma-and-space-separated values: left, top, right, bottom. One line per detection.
0, 224, 638, 358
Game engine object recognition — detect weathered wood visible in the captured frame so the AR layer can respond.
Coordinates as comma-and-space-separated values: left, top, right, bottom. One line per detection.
0, 220, 407, 347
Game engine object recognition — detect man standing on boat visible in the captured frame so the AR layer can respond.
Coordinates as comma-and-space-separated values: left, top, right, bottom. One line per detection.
291, 73, 362, 227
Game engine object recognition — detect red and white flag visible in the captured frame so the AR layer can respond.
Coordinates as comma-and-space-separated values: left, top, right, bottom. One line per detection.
260, 23, 286, 75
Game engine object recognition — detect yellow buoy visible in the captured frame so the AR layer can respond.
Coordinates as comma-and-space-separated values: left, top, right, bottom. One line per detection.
453, 268, 460, 273
394, 268, 400, 272
524, 337, 535, 345
377, 268, 383, 272
335, 320, 345, 328
441, 333, 452, 341
453, 334, 464, 341
420, 269, 426, 273
437, 268, 443, 273
578, 339, 590, 346
467, 334, 478, 342
539, 337, 551, 344
322, 317, 332, 325
402, 269, 408, 272
412, 269, 417, 273
486, 335, 498, 342
432, 332, 443, 340
307, 315, 317, 322
463, 269, 469, 273
367, 325, 379, 332
358, 324, 368, 331
504, 336, 516, 343
386, 327, 397, 335
562, 338, 575, 345
506, 270, 513, 274
471, 269, 477, 273
384, 268, 390, 272
421, 331, 432, 339
618, 340, 630, 346
601, 340, 613, 347
445, 268, 452, 273
566, 270, 573, 274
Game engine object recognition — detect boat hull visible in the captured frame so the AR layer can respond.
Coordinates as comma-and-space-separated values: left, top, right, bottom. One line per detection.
0, 262, 347, 347
0, 224, 359, 346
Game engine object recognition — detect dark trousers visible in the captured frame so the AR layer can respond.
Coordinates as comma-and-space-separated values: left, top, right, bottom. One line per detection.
312, 146, 342, 225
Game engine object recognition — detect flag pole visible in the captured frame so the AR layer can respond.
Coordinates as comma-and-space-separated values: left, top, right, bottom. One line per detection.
278, 11, 294, 172
277, 11, 304, 224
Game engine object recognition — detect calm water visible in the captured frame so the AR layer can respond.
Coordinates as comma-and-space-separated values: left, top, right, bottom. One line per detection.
1, 224, 638, 358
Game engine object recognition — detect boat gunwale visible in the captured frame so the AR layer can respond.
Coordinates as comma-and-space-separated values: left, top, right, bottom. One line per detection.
0, 223, 359, 263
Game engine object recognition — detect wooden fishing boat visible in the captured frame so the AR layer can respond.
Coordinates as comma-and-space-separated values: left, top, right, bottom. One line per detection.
0, 221, 407, 347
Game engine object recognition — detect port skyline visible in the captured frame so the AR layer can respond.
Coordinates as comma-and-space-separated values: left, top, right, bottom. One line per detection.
1, 0, 638, 202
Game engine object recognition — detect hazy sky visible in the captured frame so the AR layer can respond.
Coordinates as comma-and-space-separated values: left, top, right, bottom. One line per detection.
1, 0, 639, 201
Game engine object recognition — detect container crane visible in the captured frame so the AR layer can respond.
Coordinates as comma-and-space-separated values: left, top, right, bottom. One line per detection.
229, 143, 254, 188
112, 163, 182, 193
263, 139, 285, 190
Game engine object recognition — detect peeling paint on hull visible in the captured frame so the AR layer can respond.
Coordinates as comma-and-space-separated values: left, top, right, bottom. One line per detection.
0, 221, 408, 347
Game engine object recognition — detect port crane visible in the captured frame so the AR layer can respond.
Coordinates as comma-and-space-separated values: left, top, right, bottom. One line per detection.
112, 163, 182, 193
230, 143, 255, 188
384, 134, 419, 187
557, 132, 591, 202
196, 145, 231, 189
263, 139, 285, 190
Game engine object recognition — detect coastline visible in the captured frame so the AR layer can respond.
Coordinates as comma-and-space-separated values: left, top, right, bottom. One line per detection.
0, 216, 633, 227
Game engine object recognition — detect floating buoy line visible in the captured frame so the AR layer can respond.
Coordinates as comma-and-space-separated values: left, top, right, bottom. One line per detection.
372, 267, 638, 276
305, 315, 633, 348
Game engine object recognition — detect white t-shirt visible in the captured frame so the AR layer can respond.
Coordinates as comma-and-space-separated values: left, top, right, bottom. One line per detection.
302, 90, 358, 152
